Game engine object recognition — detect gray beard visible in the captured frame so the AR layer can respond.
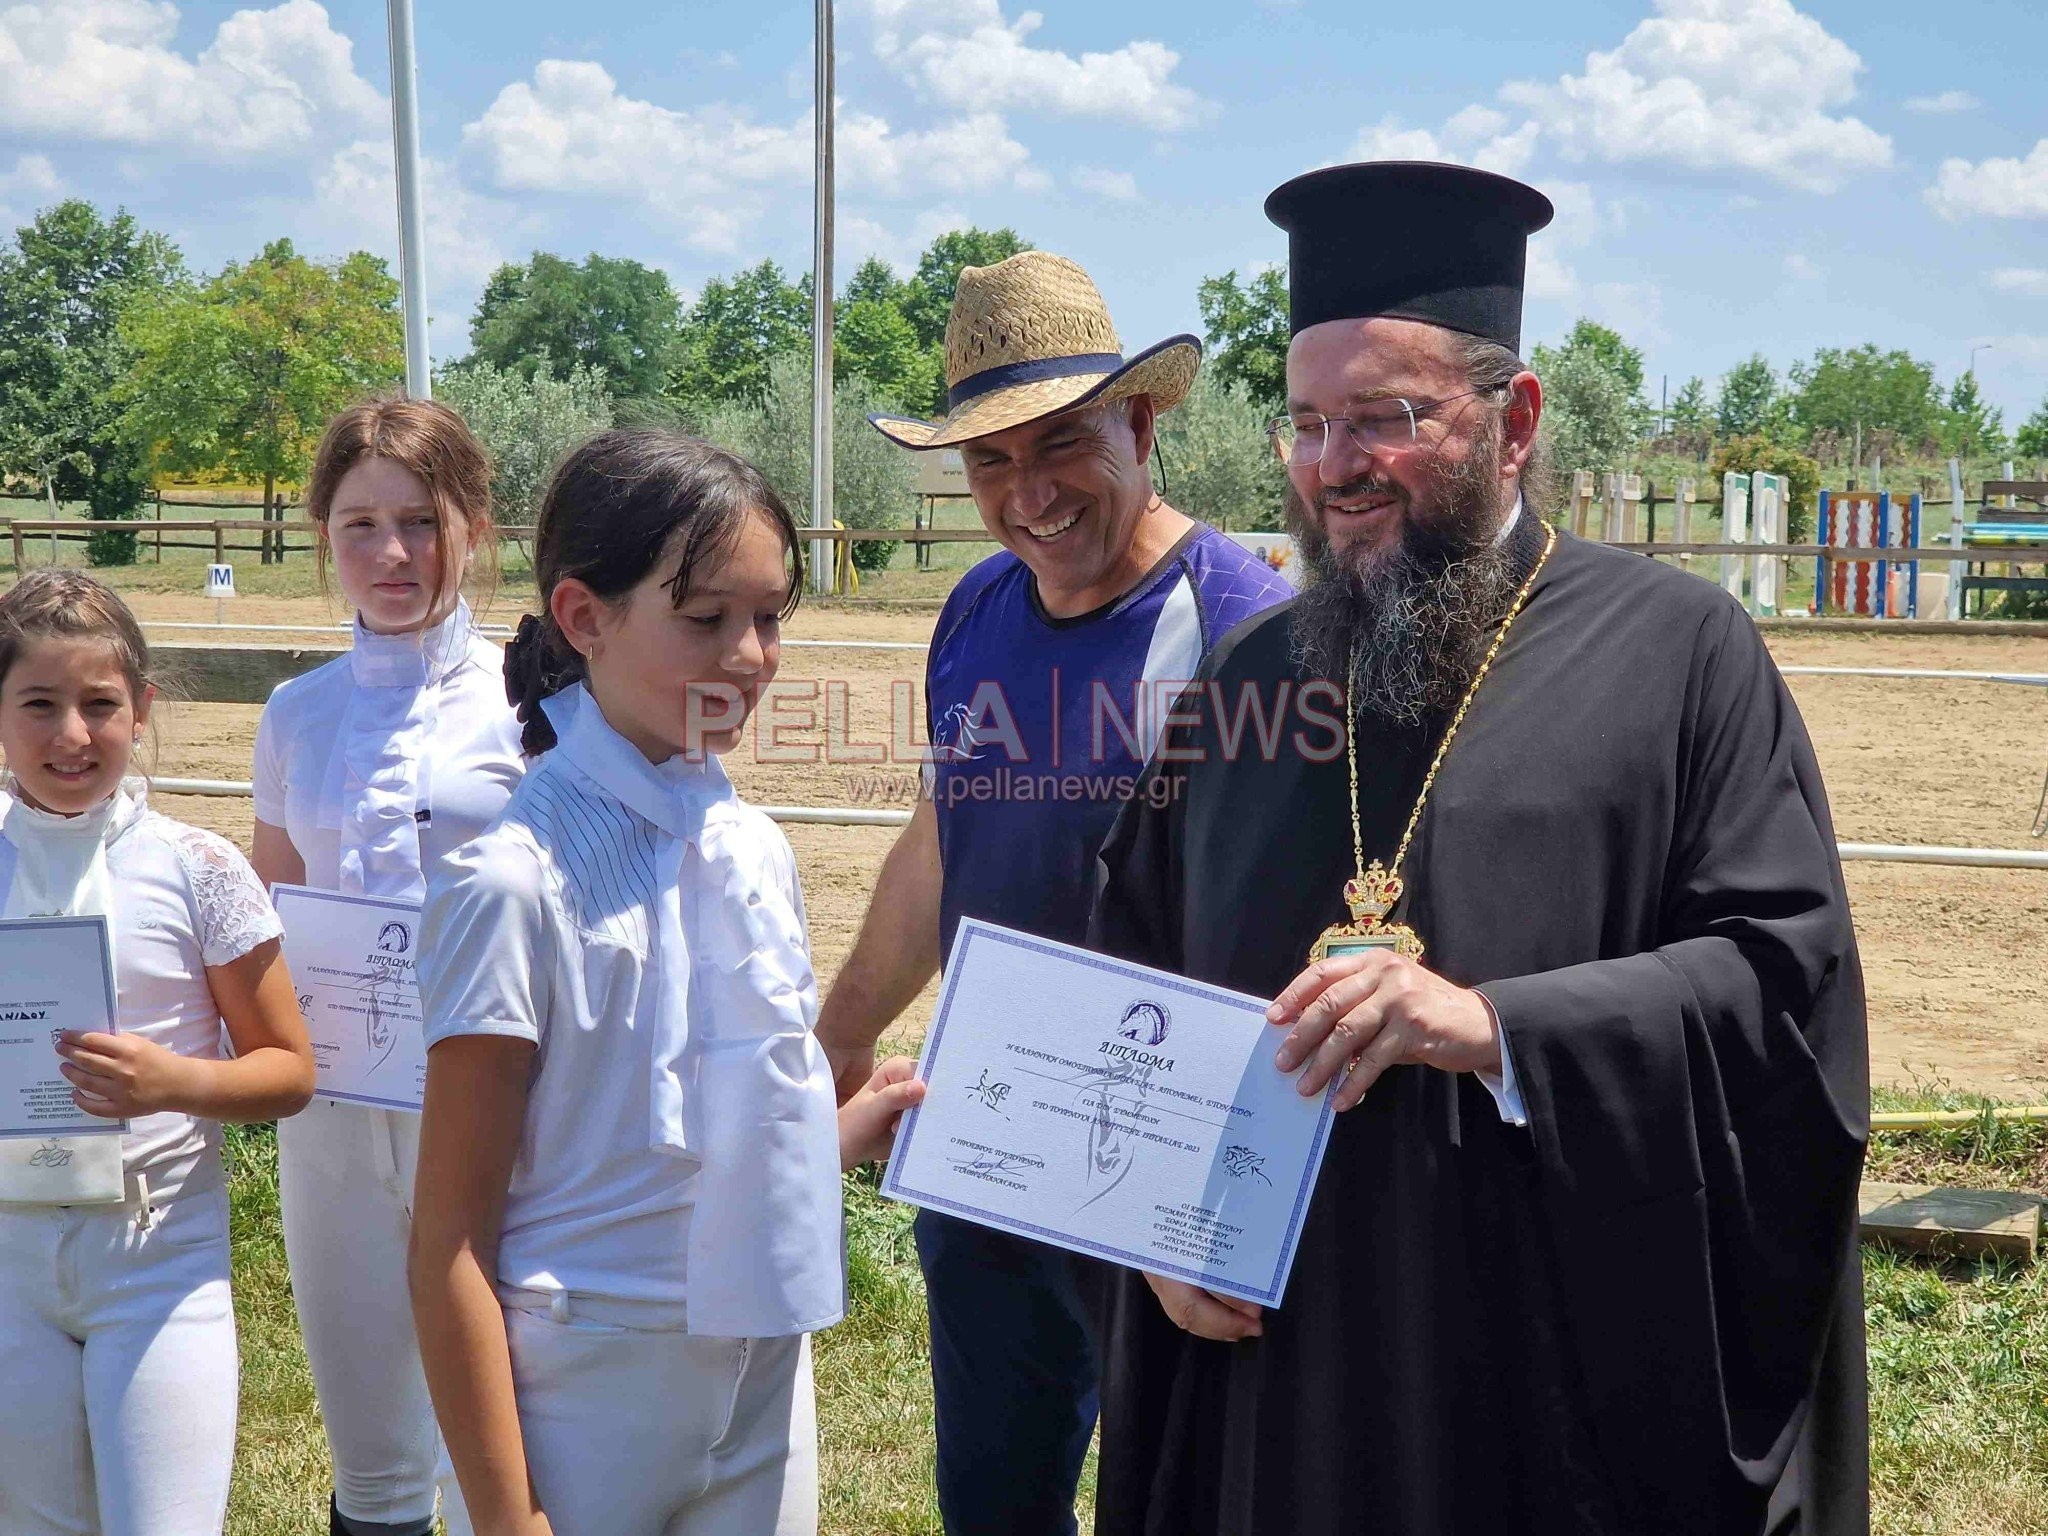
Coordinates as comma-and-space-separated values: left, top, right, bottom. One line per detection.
1288, 465, 1523, 728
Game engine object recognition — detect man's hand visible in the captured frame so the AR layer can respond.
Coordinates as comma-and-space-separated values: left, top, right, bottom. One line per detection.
1266, 951, 1499, 1111
818, 1031, 879, 1107
1146, 1272, 1263, 1343
57, 1030, 198, 1118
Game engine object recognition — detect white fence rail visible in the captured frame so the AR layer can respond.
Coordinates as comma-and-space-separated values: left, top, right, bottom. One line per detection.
148, 778, 2048, 865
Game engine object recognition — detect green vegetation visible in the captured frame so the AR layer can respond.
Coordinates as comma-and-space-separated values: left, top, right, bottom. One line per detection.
117, 239, 404, 562
1865, 1087, 2048, 1535
0, 201, 182, 564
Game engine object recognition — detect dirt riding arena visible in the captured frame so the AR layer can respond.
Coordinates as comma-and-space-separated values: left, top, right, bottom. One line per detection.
123, 589, 2048, 1098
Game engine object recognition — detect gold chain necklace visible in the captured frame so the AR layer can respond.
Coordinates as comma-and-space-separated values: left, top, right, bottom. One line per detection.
1310, 521, 1558, 964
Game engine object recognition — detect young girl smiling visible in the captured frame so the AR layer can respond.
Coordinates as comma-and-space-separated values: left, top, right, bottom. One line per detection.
252, 397, 525, 1536
0, 571, 314, 1535
410, 430, 921, 1536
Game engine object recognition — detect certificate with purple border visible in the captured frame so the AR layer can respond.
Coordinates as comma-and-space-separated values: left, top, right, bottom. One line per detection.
274, 885, 427, 1112
882, 918, 1337, 1307
0, 915, 121, 1139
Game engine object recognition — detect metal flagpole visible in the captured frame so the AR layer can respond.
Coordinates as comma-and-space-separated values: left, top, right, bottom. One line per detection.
809, 0, 835, 593
387, 0, 432, 399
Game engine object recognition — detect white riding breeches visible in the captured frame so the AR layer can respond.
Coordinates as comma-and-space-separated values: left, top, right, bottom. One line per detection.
0, 1178, 238, 1536
503, 1298, 817, 1536
279, 1100, 469, 1533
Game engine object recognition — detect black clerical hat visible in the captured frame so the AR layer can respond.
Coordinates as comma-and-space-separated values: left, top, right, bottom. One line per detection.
1264, 162, 1554, 353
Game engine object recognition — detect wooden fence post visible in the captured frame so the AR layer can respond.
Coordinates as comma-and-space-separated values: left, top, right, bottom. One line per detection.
1674, 478, 1696, 566
1621, 473, 1644, 542
214, 523, 226, 565
1570, 470, 1596, 538
11, 521, 23, 573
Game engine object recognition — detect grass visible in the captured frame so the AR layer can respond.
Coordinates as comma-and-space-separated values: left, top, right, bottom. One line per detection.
1865, 1087, 2048, 1536
214, 1090, 2042, 1535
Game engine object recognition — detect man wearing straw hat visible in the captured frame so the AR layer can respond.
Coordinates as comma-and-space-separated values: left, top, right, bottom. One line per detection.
815, 250, 1292, 1534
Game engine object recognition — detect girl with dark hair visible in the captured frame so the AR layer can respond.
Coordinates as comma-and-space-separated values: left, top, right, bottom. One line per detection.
409, 429, 921, 1536
251, 395, 524, 1536
0, 571, 314, 1534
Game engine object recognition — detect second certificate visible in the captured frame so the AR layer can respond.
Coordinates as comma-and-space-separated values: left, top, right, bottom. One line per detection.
273, 884, 428, 1112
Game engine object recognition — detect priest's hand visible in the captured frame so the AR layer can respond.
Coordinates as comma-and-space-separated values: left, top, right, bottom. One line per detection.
1145, 1272, 1264, 1343
1267, 952, 1499, 1112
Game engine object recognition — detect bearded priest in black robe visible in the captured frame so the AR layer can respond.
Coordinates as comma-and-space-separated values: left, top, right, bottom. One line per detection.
1087, 161, 1870, 1536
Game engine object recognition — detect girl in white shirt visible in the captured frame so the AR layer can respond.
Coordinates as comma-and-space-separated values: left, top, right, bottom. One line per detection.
252, 398, 525, 1536
410, 429, 923, 1536
0, 570, 315, 1536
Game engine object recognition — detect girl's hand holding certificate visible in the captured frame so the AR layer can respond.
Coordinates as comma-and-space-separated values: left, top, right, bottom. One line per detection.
56, 1028, 198, 1118
839, 1055, 927, 1169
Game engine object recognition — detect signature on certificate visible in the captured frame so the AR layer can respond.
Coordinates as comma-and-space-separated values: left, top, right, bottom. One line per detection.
949, 1146, 1044, 1178
966, 1068, 1013, 1116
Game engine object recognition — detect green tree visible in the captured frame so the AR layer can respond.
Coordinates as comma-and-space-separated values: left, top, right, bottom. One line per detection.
1196, 266, 1289, 413
118, 238, 402, 561
1787, 345, 1941, 444
1155, 372, 1287, 530
435, 360, 613, 527
842, 255, 911, 311
1669, 376, 1710, 431
1532, 320, 1651, 475
1940, 372, 2007, 460
1709, 435, 1821, 544
2017, 395, 2048, 462
1552, 319, 1644, 402
901, 228, 1030, 351
699, 352, 916, 575
468, 252, 682, 399
1715, 354, 1784, 439
669, 259, 812, 408
0, 200, 182, 563
834, 298, 934, 407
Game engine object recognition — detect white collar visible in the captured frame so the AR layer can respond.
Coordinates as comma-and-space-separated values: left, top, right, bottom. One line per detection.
1493, 496, 1523, 546
350, 598, 475, 689
0, 779, 147, 847
541, 684, 733, 844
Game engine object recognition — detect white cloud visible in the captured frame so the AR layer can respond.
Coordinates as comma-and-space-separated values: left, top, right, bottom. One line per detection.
1905, 90, 1979, 114
1351, 112, 1538, 177
0, 152, 61, 226
1784, 251, 1821, 280
1927, 139, 2048, 221
1525, 179, 1607, 303
463, 61, 1034, 253
0, 0, 384, 160
840, 204, 970, 274
1499, 0, 1891, 194
314, 140, 514, 297
1072, 165, 1138, 201
1992, 268, 2048, 296
861, 0, 1208, 132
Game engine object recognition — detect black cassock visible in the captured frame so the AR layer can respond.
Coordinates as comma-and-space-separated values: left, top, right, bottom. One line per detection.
1087, 521, 1870, 1536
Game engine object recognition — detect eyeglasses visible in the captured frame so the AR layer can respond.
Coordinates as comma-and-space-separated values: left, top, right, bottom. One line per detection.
1266, 385, 1505, 467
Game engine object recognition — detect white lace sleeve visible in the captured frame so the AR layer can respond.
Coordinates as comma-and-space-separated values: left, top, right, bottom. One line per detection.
166, 822, 285, 967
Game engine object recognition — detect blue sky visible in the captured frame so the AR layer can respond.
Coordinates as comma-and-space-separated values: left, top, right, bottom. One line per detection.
5, 0, 2047, 427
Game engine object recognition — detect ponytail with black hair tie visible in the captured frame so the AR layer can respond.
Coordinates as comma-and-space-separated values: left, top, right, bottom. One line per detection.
503, 613, 578, 756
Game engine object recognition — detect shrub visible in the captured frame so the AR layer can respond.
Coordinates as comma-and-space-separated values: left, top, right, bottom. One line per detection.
1710, 435, 1821, 544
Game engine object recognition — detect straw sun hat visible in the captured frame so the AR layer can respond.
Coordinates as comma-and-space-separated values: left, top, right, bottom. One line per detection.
868, 250, 1200, 450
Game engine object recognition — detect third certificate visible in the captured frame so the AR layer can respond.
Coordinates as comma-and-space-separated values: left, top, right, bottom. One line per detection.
273, 884, 427, 1112
883, 919, 1336, 1307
